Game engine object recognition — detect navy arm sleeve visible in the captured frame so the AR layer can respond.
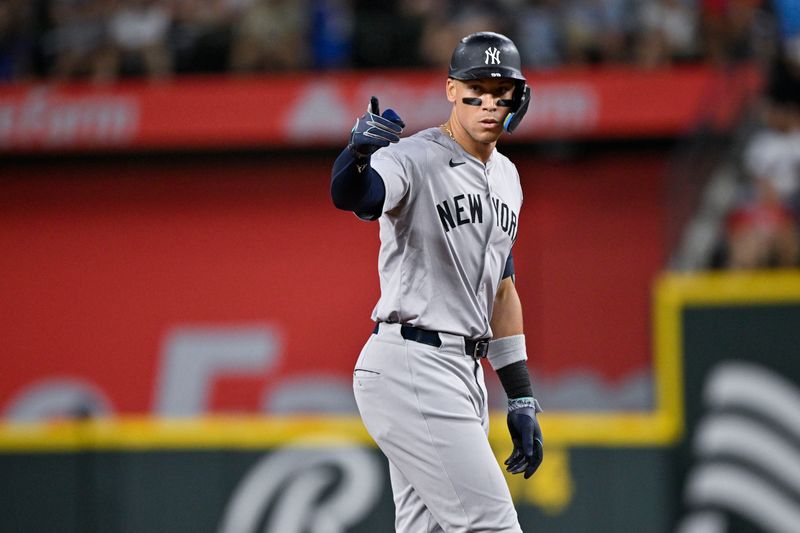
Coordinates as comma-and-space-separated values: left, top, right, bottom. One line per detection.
502, 252, 515, 280
330, 148, 386, 221
496, 360, 533, 398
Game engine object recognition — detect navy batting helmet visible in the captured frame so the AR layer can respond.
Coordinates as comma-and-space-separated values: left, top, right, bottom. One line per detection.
449, 31, 525, 82
448, 32, 531, 133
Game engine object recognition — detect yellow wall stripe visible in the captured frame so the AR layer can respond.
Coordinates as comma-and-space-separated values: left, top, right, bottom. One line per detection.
0, 411, 682, 452
12, 270, 797, 452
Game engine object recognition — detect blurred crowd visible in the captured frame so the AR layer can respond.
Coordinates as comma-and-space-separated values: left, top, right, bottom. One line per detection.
723, 63, 800, 269
0, 0, 791, 83
2, 0, 799, 270
719, 0, 800, 269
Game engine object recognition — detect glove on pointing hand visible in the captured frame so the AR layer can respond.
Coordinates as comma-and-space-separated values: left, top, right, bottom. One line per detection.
348, 96, 405, 157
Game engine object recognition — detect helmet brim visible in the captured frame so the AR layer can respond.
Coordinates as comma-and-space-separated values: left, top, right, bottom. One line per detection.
448, 67, 526, 82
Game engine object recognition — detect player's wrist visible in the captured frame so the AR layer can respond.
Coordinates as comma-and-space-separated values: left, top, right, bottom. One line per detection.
496, 360, 534, 400
507, 396, 542, 413
346, 141, 373, 159
347, 123, 376, 158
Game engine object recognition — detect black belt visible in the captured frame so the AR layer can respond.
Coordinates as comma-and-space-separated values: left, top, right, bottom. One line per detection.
372, 323, 489, 359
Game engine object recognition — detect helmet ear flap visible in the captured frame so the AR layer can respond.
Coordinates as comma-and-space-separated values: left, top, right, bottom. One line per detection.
503, 84, 532, 133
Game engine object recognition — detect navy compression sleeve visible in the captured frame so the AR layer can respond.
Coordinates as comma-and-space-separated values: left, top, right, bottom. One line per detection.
330, 148, 386, 221
502, 252, 515, 280
497, 361, 534, 399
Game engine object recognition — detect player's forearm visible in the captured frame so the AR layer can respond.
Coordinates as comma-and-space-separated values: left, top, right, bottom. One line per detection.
330, 148, 386, 216
496, 361, 533, 399
490, 277, 533, 398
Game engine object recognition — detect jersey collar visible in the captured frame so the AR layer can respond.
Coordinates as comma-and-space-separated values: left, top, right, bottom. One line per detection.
432, 127, 496, 169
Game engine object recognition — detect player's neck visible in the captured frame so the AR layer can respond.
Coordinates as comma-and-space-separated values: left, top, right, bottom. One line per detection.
442, 119, 495, 164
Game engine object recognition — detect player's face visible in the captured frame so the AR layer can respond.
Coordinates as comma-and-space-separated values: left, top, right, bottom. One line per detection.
447, 78, 516, 144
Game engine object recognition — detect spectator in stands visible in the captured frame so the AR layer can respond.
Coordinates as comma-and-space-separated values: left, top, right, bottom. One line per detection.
513, 0, 564, 69
44, 0, 110, 81
229, 0, 309, 73
309, 0, 353, 69
725, 98, 800, 269
0, 0, 35, 81
770, 0, 800, 46
562, 0, 629, 64
417, 0, 504, 68
169, 0, 242, 74
700, 0, 767, 66
635, 0, 700, 68
351, 0, 444, 69
726, 0, 766, 61
99, 0, 173, 81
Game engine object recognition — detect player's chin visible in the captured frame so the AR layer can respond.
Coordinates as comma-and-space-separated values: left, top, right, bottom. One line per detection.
471, 127, 503, 143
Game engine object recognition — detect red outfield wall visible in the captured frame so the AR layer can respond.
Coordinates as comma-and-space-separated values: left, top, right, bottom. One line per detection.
0, 65, 757, 153
0, 149, 665, 416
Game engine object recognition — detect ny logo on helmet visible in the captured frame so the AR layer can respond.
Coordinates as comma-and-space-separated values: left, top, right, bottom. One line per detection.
485, 47, 500, 65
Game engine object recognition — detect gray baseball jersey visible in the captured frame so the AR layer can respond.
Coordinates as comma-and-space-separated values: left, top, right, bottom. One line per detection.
369, 126, 522, 339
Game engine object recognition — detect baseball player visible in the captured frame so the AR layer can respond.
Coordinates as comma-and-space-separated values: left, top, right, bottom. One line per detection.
330, 32, 543, 532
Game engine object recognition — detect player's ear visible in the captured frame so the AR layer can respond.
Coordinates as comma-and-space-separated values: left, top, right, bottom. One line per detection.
446, 78, 457, 103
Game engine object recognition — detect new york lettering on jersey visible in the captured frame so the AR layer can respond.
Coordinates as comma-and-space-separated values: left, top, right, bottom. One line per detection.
436, 193, 518, 242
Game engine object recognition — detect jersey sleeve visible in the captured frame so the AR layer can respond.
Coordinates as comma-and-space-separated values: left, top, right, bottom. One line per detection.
504, 161, 521, 280
370, 146, 412, 214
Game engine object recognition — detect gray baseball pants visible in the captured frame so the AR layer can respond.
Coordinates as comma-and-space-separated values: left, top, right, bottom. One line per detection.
353, 322, 523, 533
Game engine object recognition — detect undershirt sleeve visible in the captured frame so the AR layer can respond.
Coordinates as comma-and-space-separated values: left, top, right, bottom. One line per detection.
330, 148, 386, 221
502, 252, 515, 280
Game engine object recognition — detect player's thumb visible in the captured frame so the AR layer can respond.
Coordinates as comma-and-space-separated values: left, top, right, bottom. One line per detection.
382, 108, 406, 129
369, 96, 380, 115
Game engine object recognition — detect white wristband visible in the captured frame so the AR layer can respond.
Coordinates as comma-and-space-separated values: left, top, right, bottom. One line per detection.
487, 334, 527, 371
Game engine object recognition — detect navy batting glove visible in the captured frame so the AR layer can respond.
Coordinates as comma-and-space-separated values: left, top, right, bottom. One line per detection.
504, 397, 543, 479
348, 96, 405, 158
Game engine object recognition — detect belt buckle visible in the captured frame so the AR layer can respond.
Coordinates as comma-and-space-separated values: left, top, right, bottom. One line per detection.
472, 340, 489, 359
